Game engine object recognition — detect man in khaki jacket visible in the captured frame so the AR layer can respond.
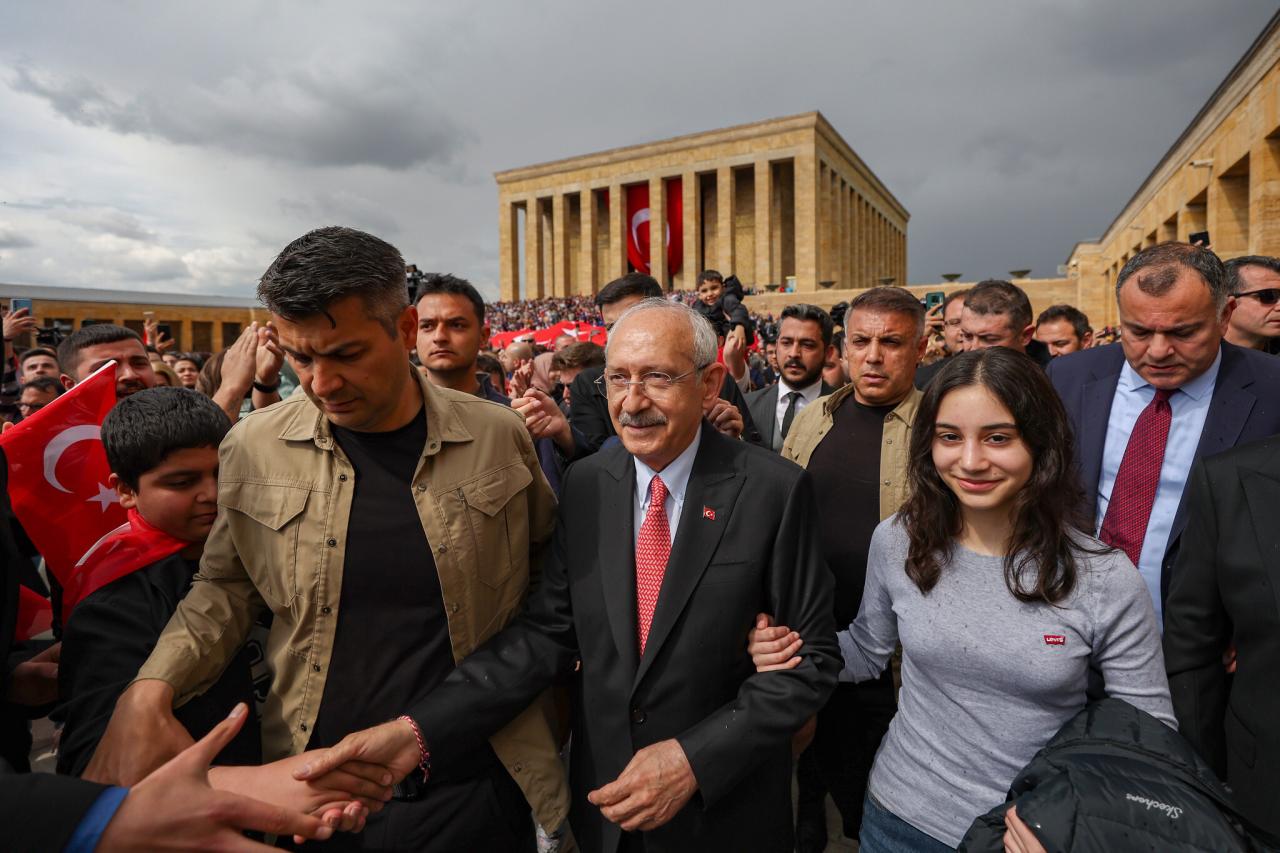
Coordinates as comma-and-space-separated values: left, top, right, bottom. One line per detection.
778, 286, 926, 853
87, 227, 570, 851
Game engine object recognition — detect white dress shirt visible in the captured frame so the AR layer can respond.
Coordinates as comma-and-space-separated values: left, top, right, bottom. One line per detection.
773, 377, 824, 448
1095, 351, 1221, 623
633, 427, 702, 548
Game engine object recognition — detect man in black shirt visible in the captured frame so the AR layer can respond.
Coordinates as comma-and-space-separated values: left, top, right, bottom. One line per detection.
779, 286, 926, 852
87, 228, 568, 851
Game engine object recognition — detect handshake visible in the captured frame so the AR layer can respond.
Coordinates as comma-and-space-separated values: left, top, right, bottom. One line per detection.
85, 682, 426, 851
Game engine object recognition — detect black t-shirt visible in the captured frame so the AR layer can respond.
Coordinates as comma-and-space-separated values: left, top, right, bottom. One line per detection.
806, 395, 897, 627
310, 409, 457, 749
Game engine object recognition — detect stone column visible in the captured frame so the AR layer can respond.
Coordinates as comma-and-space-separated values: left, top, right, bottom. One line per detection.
499, 197, 520, 301
754, 160, 773, 289
817, 164, 831, 284
608, 183, 627, 279
551, 194, 569, 297
794, 150, 818, 292
716, 165, 735, 273
838, 181, 850, 288
180, 318, 193, 352
1249, 136, 1280, 255
681, 171, 698, 288
525, 197, 545, 299
852, 195, 864, 289
579, 188, 597, 295
650, 176, 667, 287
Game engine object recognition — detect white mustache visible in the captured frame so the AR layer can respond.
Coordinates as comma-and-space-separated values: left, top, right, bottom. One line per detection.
619, 411, 668, 428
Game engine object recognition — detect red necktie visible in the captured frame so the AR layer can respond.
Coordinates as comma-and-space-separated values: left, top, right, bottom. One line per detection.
1099, 388, 1173, 567
636, 476, 671, 654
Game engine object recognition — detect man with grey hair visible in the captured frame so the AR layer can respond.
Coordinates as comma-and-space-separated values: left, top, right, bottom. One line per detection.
778, 286, 925, 850
298, 297, 840, 853
1048, 241, 1280, 622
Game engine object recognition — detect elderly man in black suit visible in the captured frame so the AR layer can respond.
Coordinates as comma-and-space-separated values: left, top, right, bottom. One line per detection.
745, 303, 836, 451
1047, 242, 1280, 623
299, 298, 839, 853
1163, 435, 1280, 837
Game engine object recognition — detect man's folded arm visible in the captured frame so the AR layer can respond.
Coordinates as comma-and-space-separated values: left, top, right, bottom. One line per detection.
409, 475, 580, 773
677, 470, 838, 807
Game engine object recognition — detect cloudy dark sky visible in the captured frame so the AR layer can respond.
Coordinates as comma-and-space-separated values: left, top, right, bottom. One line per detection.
1, 1, 1276, 300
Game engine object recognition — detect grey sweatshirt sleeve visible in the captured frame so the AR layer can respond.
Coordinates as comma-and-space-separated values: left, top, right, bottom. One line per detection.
1090, 550, 1177, 728
837, 521, 898, 682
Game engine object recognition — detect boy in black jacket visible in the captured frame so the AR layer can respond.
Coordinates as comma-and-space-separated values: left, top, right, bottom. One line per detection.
694, 269, 753, 344
57, 387, 267, 775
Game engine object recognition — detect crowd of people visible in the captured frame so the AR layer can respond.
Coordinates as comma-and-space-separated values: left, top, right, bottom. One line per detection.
1, 226, 1279, 852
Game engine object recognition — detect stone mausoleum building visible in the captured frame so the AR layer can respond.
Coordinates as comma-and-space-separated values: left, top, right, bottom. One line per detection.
496, 112, 908, 299
1068, 9, 1280, 327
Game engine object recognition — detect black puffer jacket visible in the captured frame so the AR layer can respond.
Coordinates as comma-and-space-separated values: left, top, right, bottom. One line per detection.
960, 698, 1279, 852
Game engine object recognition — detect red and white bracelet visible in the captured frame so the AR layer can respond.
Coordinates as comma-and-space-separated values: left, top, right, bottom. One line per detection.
397, 715, 431, 781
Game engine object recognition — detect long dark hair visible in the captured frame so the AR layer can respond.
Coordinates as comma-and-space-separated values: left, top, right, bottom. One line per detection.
901, 348, 1095, 604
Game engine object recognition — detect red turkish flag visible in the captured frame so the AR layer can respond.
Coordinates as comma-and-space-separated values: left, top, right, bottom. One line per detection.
15, 585, 52, 641
624, 179, 683, 278
62, 508, 189, 619
0, 361, 185, 618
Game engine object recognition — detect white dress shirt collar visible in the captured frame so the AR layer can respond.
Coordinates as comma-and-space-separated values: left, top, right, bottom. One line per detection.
635, 426, 702, 513
1117, 348, 1221, 402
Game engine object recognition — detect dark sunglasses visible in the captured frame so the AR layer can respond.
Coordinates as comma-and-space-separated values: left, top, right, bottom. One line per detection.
1236, 288, 1280, 305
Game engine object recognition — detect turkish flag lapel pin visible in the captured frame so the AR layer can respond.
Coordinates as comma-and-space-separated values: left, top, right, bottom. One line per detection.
702, 506, 716, 521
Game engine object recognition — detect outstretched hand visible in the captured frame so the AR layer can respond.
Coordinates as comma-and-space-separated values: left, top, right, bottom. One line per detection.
97, 703, 337, 851
292, 718, 420, 789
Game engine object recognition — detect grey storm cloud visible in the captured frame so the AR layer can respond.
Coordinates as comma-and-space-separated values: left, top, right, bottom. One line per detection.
0, 228, 35, 250
11, 62, 472, 172
0, 0, 1276, 298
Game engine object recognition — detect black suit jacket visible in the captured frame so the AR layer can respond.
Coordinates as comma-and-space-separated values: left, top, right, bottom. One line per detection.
745, 381, 834, 452
569, 367, 763, 457
1163, 437, 1280, 836
1047, 341, 1280, 605
412, 424, 838, 853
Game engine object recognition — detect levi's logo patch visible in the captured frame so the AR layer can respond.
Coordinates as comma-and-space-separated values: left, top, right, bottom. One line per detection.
1044, 634, 1066, 646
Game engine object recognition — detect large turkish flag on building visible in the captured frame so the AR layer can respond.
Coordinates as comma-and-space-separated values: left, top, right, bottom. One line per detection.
625, 178, 683, 278
0, 361, 187, 619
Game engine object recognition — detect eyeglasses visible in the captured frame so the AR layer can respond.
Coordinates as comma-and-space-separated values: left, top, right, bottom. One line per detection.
594, 366, 707, 397
17, 402, 46, 414
1236, 288, 1280, 305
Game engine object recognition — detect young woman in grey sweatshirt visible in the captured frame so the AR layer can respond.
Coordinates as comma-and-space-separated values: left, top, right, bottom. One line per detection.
751, 347, 1174, 851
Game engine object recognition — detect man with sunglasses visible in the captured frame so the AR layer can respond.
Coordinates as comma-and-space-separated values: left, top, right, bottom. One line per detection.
1225, 255, 1280, 354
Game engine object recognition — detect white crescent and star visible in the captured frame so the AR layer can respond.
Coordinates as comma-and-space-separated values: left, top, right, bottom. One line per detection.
629, 207, 673, 270
43, 424, 103, 493
42, 424, 119, 511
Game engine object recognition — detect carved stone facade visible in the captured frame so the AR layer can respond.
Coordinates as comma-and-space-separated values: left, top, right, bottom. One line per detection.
495, 112, 908, 299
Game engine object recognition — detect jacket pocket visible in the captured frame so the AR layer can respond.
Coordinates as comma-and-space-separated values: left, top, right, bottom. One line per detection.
458, 464, 533, 589
220, 481, 310, 607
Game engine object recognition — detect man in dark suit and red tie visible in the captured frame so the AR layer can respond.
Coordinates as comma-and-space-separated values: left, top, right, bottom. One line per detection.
299, 297, 839, 853
1047, 241, 1280, 622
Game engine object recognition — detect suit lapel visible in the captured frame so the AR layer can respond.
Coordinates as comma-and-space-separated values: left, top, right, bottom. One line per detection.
598, 448, 640, 676
1078, 369, 1119, 518
1241, 465, 1280, 623
750, 385, 779, 449
1175, 347, 1255, 542
633, 428, 744, 691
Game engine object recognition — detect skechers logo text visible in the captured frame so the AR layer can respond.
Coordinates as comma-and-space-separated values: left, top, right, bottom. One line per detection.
1125, 793, 1182, 819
